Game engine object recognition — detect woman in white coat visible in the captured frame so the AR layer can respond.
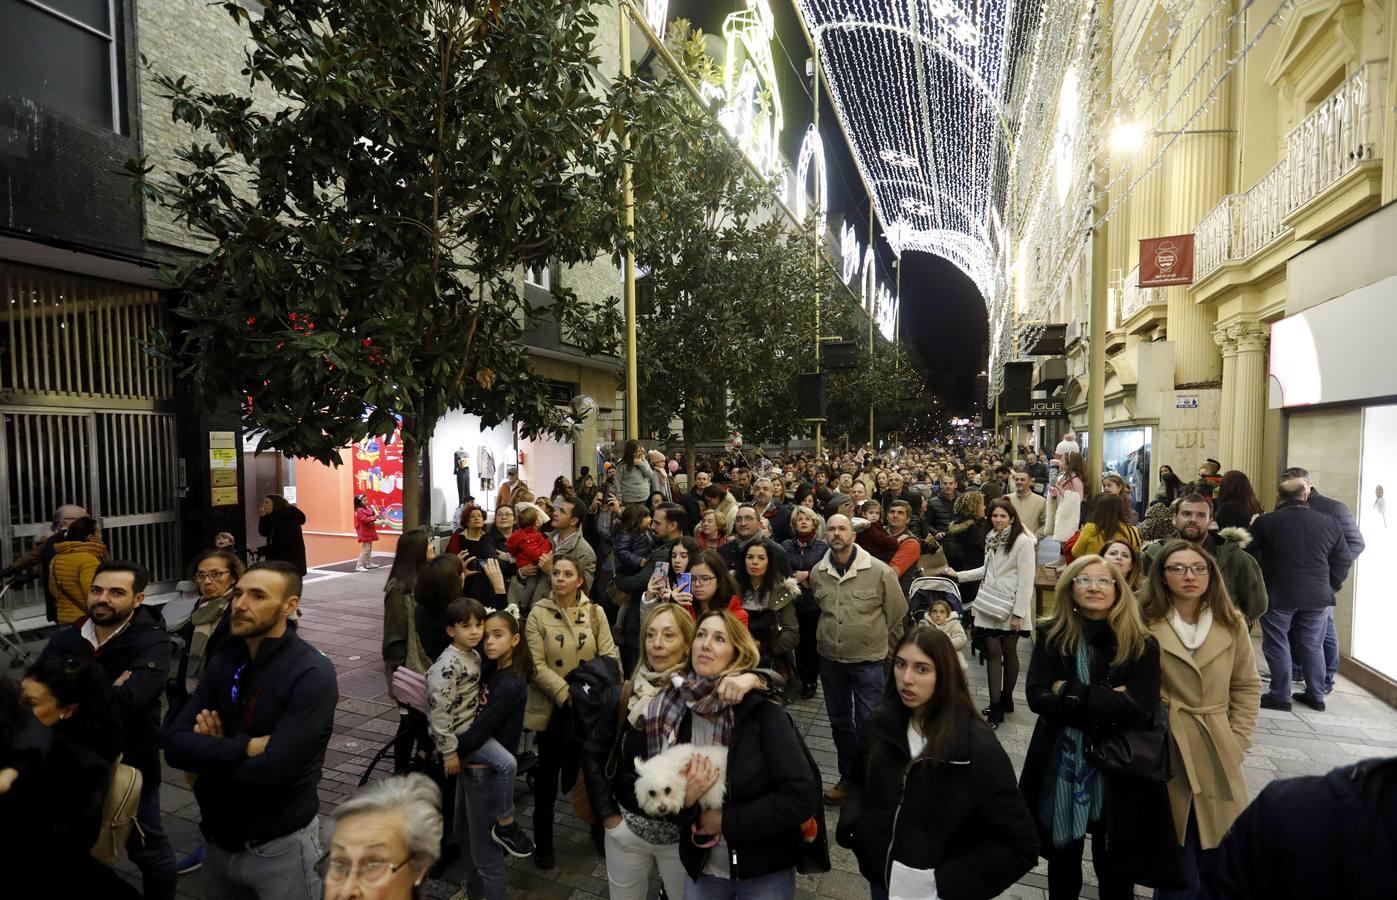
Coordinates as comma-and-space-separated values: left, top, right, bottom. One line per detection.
944, 498, 1037, 727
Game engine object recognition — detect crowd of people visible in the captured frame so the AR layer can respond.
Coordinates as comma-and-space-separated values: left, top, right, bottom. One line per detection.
1, 434, 1393, 900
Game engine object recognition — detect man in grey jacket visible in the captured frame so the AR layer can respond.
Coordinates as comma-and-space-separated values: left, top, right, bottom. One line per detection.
811, 514, 907, 805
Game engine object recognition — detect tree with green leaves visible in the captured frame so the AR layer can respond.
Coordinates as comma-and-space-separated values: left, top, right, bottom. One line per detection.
133, 0, 622, 528
622, 23, 818, 471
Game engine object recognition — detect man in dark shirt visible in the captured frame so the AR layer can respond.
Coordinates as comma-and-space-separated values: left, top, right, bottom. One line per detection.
41, 559, 177, 899
164, 561, 337, 897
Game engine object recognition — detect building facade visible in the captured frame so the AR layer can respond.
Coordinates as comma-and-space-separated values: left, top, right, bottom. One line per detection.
1021, 0, 1396, 696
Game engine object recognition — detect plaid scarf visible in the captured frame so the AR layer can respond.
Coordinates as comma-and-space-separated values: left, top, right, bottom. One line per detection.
984, 526, 1012, 555
643, 673, 734, 757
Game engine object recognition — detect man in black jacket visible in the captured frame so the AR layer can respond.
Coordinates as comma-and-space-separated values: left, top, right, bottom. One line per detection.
1281, 467, 1364, 696
164, 561, 337, 898
1201, 756, 1397, 899
40, 559, 177, 900
1250, 480, 1351, 713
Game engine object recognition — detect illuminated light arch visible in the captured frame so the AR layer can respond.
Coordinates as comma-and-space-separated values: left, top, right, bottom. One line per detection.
721, 1, 784, 176
861, 247, 878, 313
841, 222, 861, 285
795, 125, 828, 230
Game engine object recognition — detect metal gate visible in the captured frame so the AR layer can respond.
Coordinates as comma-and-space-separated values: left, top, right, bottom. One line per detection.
0, 261, 180, 620
0, 408, 180, 617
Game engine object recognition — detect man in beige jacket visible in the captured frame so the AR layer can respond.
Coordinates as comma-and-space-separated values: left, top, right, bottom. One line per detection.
810, 514, 907, 805
1008, 471, 1047, 538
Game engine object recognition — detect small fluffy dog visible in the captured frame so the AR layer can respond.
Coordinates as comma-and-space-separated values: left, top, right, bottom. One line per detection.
633, 744, 728, 817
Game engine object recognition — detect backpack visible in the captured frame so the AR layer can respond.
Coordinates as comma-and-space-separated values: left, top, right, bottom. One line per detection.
780, 708, 831, 874
91, 754, 143, 864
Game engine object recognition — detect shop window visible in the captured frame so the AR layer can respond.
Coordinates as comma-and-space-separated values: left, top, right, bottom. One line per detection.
1353, 404, 1397, 681
1, 0, 122, 131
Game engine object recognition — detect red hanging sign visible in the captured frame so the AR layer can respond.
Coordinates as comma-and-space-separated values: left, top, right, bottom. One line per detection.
1138, 234, 1196, 287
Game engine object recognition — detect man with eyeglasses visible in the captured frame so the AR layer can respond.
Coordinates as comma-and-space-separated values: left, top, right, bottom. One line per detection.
40, 559, 178, 899
719, 504, 767, 571
1249, 479, 1352, 713
1141, 493, 1268, 625
165, 560, 338, 897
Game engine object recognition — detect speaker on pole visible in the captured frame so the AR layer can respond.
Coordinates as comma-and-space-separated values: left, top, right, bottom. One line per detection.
797, 372, 826, 420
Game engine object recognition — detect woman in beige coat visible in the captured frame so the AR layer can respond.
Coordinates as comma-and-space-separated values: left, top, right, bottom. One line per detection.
525, 556, 619, 869
1139, 539, 1261, 900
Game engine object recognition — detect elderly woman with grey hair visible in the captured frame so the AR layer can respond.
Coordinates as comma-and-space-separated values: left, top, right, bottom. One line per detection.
322, 774, 444, 900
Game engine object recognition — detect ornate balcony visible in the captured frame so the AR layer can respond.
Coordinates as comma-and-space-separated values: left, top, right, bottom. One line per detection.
1193, 61, 1387, 282
1119, 264, 1164, 325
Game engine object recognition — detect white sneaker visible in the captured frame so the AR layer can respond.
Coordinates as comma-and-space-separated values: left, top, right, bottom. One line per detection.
355, 566, 368, 572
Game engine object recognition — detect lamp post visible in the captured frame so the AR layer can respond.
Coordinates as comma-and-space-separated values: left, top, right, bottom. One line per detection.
620, 11, 639, 440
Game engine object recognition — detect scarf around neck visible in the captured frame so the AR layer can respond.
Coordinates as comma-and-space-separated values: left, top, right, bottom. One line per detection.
627, 662, 686, 728
985, 526, 1012, 555
644, 672, 734, 757
1168, 606, 1214, 652
1042, 638, 1104, 847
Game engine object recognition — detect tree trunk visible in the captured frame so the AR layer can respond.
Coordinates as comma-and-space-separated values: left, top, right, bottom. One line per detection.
400, 420, 424, 532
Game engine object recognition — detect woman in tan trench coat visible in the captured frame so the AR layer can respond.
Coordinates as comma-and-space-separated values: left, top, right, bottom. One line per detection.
1140, 540, 1261, 900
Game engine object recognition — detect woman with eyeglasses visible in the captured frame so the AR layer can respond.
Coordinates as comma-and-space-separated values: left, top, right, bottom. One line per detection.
321, 773, 443, 900
168, 549, 248, 874
1019, 555, 1182, 900
1138, 540, 1260, 900
668, 550, 748, 627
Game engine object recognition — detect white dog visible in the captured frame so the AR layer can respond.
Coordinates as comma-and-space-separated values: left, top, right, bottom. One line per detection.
633, 744, 728, 817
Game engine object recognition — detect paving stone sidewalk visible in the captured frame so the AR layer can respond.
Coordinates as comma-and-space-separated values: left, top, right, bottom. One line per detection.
121, 563, 1397, 900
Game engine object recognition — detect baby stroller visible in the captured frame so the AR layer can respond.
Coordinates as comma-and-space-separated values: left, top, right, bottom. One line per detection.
906, 575, 963, 627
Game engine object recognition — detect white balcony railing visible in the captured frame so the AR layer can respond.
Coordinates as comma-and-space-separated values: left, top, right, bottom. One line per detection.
1287, 60, 1387, 213
1194, 62, 1387, 281
1119, 264, 1164, 322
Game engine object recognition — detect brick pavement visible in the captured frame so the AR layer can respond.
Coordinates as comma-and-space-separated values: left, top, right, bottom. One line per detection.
119, 562, 1397, 900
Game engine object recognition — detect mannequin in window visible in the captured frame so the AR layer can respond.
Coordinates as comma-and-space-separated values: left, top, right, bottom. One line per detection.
454, 448, 471, 503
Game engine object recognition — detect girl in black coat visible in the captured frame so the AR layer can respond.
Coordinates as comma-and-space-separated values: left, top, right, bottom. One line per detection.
1019, 555, 1184, 900
837, 627, 1038, 900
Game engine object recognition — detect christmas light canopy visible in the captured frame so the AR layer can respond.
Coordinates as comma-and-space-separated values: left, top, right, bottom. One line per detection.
793, 0, 1023, 302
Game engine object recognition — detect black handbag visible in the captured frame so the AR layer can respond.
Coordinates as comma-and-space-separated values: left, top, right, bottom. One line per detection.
1087, 701, 1173, 782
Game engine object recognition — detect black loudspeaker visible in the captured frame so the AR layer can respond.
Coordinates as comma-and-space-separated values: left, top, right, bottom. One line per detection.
1000, 362, 1033, 416
797, 372, 826, 419
822, 340, 859, 369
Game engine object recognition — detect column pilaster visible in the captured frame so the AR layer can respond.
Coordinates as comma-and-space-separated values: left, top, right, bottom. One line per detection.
1230, 321, 1269, 479
1214, 326, 1240, 466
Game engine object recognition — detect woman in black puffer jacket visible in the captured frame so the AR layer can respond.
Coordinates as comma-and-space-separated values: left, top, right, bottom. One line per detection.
838, 627, 1038, 900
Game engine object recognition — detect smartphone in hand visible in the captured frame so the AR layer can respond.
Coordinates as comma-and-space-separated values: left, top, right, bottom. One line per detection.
675, 572, 691, 594
653, 562, 670, 582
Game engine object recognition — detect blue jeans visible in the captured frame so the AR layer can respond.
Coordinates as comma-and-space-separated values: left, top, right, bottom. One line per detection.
684, 868, 796, 900
128, 774, 177, 900
1292, 608, 1341, 691
202, 817, 323, 900
819, 658, 885, 778
455, 767, 508, 900
463, 737, 517, 821
1261, 608, 1327, 706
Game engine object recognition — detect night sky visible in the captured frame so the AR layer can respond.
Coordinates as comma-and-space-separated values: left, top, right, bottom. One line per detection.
663, 0, 989, 414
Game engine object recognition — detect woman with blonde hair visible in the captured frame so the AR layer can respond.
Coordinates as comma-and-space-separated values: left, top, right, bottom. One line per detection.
1019, 554, 1182, 899
634, 609, 819, 897
1137, 540, 1261, 900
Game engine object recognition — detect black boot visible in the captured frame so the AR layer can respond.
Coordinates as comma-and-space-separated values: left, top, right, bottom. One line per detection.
1000, 689, 1015, 713
985, 702, 1004, 728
